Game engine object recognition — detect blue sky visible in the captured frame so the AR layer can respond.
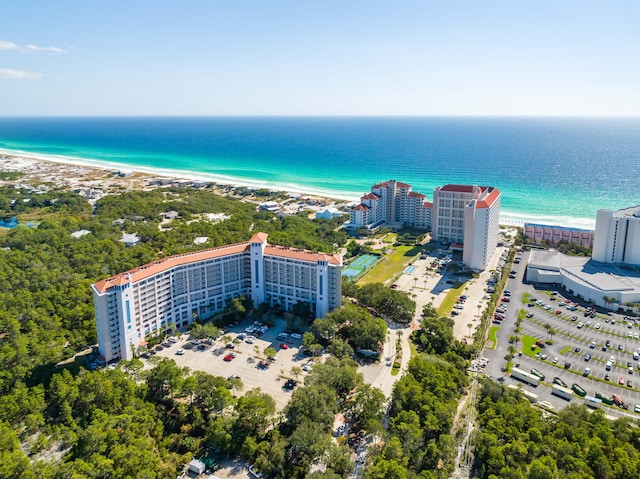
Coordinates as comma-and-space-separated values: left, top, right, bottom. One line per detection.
1, 1, 638, 116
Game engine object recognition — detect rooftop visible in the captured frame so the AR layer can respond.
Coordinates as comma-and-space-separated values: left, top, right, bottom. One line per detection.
93, 233, 340, 294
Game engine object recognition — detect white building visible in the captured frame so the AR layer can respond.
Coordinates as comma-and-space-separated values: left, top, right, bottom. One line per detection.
92, 232, 342, 361
592, 206, 640, 266
346, 180, 432, 232
432, 185, 501, 270
316, 207, 344, 219
526, 250, 640, 310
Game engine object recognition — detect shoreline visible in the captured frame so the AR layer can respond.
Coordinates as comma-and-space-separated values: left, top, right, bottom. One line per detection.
0, 148, 596, 230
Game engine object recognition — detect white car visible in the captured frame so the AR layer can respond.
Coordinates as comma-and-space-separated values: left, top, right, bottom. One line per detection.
245, 336, 255, 344
635, 332, 639, 340
635, 404, 640, 414
595, 323, 601, 330
552, 357, 558, 364
249, 465, 264, 479
176, 349, 185, 355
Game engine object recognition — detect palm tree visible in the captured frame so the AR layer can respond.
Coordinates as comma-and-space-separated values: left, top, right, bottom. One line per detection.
423, 278, 428, 290
413, 277, 418, 289
543, 323, 554, 341
290, 366, 302, 381
467, 323, 473, 338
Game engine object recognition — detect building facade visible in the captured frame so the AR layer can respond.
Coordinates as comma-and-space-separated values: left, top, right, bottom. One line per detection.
523, 223, 595, 248
432, 185, 501, 270
592, 206, 640, 265
92, 232, 342, 362
346, 180, 433, 232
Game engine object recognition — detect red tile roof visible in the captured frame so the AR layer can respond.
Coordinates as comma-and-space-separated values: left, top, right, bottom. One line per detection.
407, 192, 425, 199
250, 232, 269, 243
352, 204, 370, 211
362, 192, 380, 200
475, 187, 501, 209
439, 184, 481, 193
422, 201, 433, 208
396, 182, 411, 188
93, 233, 341, 294
93, 242, 250, 294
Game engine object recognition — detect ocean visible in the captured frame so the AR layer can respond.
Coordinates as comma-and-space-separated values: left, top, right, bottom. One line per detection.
1, 116, 639, 228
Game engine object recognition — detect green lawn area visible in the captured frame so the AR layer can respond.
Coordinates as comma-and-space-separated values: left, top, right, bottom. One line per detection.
560, 345, 571, 355
358, 244, 420, 285
487, 326, 499, 350
518, 309, 527, 320
382, 233, 397, 244
522, 292, 531, 303
521, 334, 538, 358
437, 283, 466, 316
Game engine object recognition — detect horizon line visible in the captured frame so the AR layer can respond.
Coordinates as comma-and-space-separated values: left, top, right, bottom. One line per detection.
1, 114, 640, 119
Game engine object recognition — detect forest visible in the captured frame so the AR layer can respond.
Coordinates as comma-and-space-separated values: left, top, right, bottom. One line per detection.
475, 380, 640, 478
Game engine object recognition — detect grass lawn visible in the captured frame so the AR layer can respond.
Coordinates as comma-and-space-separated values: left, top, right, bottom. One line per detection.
382, 233, 397, 244
358, 244, 421, 285
518, 309, 527, 320
487, 326, 499, 350
560, 345, 571, 355
437, 283, 466, 316
521, 334, 538, 358
522, 292, 531, 303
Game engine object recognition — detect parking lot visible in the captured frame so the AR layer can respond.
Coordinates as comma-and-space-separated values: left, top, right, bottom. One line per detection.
483, 250, 640, 418
150, 319, 317, 411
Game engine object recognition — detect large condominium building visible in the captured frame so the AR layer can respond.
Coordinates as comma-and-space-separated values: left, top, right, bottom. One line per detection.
92, 233, 342, 362
592, 206, 640, 265
346, 180, 432, 232
432, 185, 501, 270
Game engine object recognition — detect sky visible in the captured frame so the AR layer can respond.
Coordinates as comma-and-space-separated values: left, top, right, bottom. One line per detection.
1, 1, 639, 116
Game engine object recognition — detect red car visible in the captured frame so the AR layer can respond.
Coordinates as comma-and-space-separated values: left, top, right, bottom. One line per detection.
555, 310, 562, 315
223, 353, 236, 361
279, 343, 289, 349
619, 377, 625, 385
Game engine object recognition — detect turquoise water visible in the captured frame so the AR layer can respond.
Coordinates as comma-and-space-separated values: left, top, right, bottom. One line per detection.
1, 116, 639, 228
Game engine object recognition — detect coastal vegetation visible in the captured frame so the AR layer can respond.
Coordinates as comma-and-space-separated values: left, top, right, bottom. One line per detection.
475, 379, 640, 478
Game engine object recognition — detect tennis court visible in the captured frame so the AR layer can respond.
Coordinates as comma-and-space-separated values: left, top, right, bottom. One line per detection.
342, 254, 379, 278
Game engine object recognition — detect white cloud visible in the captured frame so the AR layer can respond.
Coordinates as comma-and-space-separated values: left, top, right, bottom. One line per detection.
25, 44, 67, 54
0, 68, 44, 80
0, 40, 20, 51
0, 39, 66, 54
